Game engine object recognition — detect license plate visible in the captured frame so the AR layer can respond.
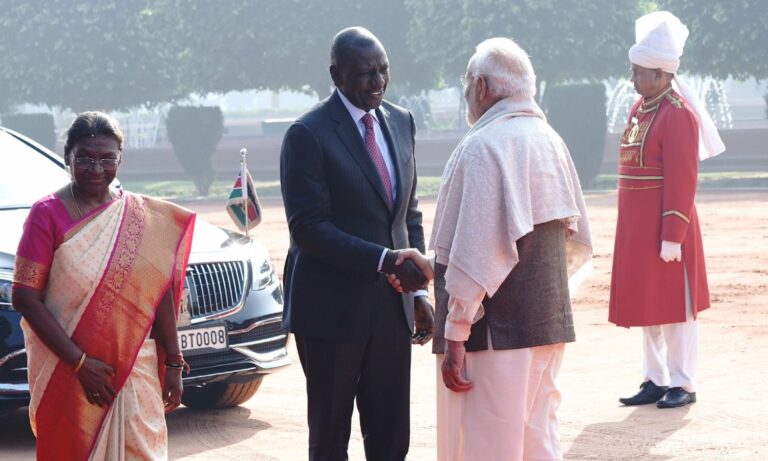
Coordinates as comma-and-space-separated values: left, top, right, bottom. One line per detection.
179, 323, 228, 355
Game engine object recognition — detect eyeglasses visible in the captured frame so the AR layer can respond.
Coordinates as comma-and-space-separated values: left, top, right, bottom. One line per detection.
72, 156, 120, 171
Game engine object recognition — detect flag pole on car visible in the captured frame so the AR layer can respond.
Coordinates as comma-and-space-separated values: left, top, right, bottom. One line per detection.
226, 148, 262, 238
241, 148, 249, 239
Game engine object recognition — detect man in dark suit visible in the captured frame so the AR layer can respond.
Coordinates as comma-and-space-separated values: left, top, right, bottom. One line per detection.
280, 27, 434, 461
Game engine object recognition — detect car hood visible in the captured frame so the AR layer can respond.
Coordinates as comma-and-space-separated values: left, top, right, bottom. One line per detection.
187, 219, 258, 264
0, 208, 31, 269
0, 207, 264, 271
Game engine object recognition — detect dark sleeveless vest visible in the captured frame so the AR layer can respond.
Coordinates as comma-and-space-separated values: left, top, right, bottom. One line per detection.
432, 219, 575, 353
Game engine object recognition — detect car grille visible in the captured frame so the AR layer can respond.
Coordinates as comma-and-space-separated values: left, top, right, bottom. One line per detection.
230, 319, 287, 346
185, 339, 286, 370
184, 261, 247, 319
185, 317, 289, 375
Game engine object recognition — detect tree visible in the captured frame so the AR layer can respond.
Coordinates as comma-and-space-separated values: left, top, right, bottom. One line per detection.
0, 1, 183, 112
165, 106, 224, 196
656, 0, 768, 80
0, 0, 440, 112
404, 1, 645, 187
157, 0, 436, 99
405, 0, 643, 89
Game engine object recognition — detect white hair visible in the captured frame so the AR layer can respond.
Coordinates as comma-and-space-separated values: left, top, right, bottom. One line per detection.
468, 37, 536, 100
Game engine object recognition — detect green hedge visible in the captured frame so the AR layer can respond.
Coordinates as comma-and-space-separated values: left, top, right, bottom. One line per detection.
542, 83, 607, 189
165, 106, 224, 196
1, 113, 56, 151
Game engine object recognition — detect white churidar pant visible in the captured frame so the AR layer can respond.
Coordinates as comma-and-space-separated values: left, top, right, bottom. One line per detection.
436, 342, 565, 461
642, 266, 699, 392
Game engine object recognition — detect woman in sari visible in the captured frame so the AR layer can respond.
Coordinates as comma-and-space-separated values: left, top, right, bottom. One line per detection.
11, 111, 196, 460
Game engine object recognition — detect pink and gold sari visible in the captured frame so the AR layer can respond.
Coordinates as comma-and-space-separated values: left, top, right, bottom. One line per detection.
14, 192, 195, 461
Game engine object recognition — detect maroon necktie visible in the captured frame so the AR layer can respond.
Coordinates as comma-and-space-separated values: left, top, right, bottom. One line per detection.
362, 113, 393, 209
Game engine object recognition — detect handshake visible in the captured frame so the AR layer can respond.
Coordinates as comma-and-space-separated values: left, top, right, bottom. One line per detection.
381, 249, 434, 293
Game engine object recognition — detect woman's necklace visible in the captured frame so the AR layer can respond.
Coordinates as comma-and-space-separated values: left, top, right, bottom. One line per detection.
70, 183, 116, 219
69, 182, 84, 218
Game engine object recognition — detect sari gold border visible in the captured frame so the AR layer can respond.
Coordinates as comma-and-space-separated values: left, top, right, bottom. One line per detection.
12, 255, 47, 290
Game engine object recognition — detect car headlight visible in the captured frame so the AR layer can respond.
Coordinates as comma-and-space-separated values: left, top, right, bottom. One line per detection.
248, 243, 278, 291
251, 257, 278, 291
0, 270, 13, 310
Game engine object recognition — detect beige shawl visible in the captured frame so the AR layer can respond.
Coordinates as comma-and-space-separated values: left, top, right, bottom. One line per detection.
430, 97, 592, 337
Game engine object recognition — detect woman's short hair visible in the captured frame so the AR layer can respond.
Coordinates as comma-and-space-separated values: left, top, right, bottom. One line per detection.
468, 37, 537, 100
64, 111, 124, 157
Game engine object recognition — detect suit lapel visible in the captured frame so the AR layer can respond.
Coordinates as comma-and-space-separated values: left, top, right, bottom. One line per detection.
376, 105, 405, 215
331, 93, 392, 211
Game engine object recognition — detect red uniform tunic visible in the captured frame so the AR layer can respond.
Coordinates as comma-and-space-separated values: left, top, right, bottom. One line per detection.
609, 86, 710, 327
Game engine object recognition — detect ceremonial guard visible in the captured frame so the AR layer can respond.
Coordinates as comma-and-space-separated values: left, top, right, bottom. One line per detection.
610, 11, 725, 409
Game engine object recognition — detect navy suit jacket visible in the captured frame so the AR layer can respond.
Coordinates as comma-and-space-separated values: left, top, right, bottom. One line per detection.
280, 91, 425, 342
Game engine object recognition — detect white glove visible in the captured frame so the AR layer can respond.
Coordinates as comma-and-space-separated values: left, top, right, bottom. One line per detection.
660, 240, 681, 262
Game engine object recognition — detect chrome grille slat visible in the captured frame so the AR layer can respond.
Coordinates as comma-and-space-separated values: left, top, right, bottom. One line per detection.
194, 267, 204, 311
203, 265, 215, 315
212, 263, 224, 309
186, 269, 200, 315
198, 265, 209, 316
236, 260, 246, 296
227, 261, 239, 305
224, 263, 234, 306
193, 265, 205, 315
221, 263, 233, 307
185, 261, 246, 320
221, 262, 233, 307
236, 262, 245, 302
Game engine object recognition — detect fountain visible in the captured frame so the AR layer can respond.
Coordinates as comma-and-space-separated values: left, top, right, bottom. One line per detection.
398, 93, 432, 130
606, 79, 638, 133
113, 106, 168, 149
686, 75, 733, 129
605, 75, 733, 133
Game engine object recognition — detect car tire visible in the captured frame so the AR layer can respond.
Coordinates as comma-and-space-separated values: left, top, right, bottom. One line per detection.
181, 376, 263, 410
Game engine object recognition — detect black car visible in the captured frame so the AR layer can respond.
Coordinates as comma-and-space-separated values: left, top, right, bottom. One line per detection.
0, 126, 291, 413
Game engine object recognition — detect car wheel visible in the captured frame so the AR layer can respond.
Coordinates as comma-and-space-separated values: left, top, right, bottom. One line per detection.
181, 376, 264, 410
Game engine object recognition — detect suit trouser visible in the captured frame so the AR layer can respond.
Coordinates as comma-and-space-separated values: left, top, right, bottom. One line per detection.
436, 343, 565, 461
642, 267, 699, 392
295, 294, 411, 461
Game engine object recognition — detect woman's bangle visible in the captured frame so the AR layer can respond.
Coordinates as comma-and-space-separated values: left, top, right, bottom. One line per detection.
73, 352, 87, 374
165, 356, 191, 373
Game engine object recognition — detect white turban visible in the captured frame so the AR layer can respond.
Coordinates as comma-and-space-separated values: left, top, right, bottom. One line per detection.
629, 11, 688, 73
629, 11, 725, 160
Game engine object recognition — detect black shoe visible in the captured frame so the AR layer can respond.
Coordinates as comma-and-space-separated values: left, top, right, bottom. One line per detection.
656, 387, 696, 408
619, 381, 668, 406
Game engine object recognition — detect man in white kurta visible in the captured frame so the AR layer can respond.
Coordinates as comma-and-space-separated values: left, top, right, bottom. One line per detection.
430, 38, 592, 461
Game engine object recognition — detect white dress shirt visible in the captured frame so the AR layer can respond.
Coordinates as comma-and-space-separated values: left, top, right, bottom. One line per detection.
337, 89, 397, 199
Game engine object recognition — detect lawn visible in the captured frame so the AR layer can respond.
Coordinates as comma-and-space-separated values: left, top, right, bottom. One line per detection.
122, 171, 768, 200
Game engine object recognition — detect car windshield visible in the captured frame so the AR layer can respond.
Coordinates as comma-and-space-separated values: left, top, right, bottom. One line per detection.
0, 130, 70, 208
